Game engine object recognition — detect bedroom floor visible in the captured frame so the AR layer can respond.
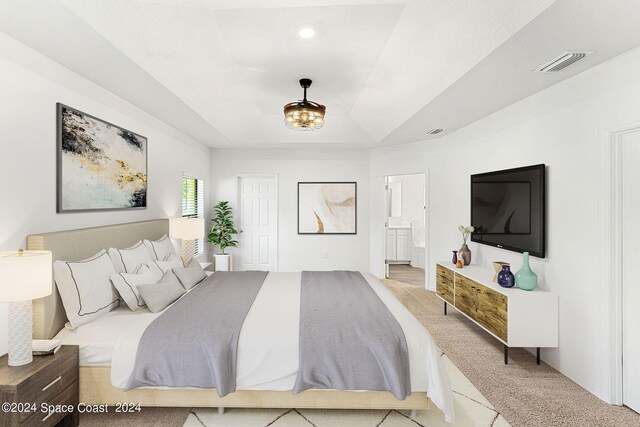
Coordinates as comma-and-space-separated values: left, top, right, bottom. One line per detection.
183, 353, 508, 426
388, 264, 425, 287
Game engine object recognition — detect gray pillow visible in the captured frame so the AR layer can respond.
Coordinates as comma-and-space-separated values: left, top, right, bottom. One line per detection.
137, 271, 186, 313
172, 260, 207, 290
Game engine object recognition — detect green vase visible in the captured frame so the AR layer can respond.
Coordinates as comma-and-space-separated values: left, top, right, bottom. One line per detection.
515, 252, 538, 291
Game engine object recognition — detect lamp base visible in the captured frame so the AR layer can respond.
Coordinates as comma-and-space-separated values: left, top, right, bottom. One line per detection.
181, 240, 195, 267
8, 300, 33, 366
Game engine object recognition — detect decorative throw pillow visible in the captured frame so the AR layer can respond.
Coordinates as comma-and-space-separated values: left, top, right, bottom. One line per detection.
164, 252, 182, 263
110, 265, 158, 311
172, 260, 207, 290
150, 256, 184, 274
137, 271, 186, 313
143, 235, 177, 261
136, 262, 163, 283
53, 250, 120, 329
108, 241, 152, 273
137, 253, 184, 283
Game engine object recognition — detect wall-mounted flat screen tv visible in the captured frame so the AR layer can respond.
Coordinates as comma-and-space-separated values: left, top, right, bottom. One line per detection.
470, 164, 545, 258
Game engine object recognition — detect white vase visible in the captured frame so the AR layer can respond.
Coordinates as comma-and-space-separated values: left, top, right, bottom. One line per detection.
213, 254, 232, 272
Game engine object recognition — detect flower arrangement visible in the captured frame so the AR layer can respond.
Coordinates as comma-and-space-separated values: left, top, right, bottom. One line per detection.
458, 225, 475, 244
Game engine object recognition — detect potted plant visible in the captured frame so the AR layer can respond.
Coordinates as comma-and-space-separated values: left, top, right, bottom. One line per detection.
208, 201, 238, 271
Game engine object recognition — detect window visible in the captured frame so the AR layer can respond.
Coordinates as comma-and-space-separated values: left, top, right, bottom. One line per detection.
181, 176, 205, 256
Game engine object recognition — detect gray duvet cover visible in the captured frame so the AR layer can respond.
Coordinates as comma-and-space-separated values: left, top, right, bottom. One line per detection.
125, 271, 268, 396
293, 271, 411, 399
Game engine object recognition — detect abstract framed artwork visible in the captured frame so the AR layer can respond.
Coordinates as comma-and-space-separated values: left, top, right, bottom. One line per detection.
298, 182, 357, 234
56, 103, 147, 213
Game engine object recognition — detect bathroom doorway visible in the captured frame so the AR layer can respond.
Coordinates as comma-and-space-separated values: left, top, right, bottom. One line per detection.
383, 173, 427, 287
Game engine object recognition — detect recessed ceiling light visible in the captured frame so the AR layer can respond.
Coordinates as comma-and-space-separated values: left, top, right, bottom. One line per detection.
298, 27, 315, 39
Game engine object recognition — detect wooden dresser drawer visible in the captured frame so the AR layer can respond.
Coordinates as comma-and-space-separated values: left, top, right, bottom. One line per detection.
16, 351, 78, 424
0, 346, 79, 427
454, 275, 477, 318
435, 264, 454, 305
21, 382, 78, 427
475, 283, 508, 342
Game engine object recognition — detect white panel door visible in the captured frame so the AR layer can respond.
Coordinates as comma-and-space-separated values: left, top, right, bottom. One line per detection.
239, 177, 277, 271
622, 130, 640, 413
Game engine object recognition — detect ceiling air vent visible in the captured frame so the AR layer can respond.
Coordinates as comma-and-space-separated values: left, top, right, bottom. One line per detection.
533, 51, 592, 73
427, 128, 443, 135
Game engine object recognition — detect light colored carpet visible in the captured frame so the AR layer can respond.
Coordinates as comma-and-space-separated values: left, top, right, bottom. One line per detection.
383, 279, 640, 427
79, 407, 190, 426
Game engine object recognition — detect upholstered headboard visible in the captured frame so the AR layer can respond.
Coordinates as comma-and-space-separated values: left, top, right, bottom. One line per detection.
26, 219, 169, 339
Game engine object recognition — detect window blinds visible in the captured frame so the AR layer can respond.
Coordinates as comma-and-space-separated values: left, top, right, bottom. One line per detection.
181, 176, 205, 256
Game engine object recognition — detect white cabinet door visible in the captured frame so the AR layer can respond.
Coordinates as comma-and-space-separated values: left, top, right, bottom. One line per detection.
386, 229, 396, 260
239, 177, 277, 271
622, 130, 640, 413
396, 234, 409, 260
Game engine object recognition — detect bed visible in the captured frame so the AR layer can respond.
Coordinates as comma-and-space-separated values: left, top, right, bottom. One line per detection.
27, 219, 453, 421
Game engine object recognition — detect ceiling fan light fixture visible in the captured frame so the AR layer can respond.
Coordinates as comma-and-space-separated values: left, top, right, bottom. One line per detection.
283, 78, 326, 131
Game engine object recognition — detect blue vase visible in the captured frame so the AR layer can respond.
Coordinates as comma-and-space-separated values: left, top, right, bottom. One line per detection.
515, 252, 538, 291
452, 251, 458, 264
497, 265, 515, 288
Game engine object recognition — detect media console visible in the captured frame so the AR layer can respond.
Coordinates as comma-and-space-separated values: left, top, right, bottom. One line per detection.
435, 262, 558, 364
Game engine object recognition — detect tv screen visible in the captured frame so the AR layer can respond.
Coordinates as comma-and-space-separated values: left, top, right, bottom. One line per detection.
471, 164, 545, 258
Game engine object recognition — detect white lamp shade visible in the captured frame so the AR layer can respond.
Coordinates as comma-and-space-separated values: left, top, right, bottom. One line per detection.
0, 250, 52, 302
170, 218, 205, 240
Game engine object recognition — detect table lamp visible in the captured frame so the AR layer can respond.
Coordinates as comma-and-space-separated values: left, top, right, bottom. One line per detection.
0, 250, 52, 366
170, 218, 205, 266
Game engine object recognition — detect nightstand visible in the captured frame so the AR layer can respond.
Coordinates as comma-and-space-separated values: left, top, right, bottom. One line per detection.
0, 345, 79, 427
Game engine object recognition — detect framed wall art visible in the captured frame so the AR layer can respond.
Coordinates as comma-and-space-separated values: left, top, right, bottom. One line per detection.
298, 182, 357, 234
57, 103, 147, 213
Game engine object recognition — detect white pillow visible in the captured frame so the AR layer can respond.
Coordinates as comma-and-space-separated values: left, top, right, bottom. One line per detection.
150, 256, 184, 274
108, 241, 152, 273
164, 252, 181, 263
53, 250, 120, 329
110, 265, 158, 311
143, 235, 177, 261
136, 262, 163, 283
139, 253, 183, 280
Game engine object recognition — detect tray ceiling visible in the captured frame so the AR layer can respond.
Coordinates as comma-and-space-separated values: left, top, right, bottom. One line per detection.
2, 0, 640, 148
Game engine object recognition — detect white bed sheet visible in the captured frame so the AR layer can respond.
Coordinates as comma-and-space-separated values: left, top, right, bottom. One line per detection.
55, 272, 453, 422
54, 305, 148, 366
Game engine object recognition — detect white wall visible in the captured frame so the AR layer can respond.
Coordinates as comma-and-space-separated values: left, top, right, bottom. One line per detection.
210, 148, 370, 272
370, 46, 640, 404
0, 33, 211, 356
